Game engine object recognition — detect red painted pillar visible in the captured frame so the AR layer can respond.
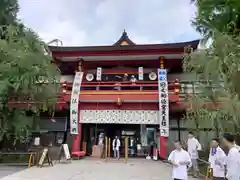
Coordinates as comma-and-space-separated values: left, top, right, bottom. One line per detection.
71, 123, 82, 152
159, 136, 167, 159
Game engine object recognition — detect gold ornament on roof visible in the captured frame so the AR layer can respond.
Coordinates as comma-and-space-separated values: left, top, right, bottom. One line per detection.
160, 56, 164, 69
120, 41, 129, 46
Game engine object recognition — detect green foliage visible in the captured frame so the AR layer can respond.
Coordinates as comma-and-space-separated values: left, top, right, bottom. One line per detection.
183, 33, 240, 136
0, 0, 60, 143
185, 33, 240, 92
0, 154, 29, 163
0, 0, 19, 26
192, 0, 240, 42
185, 1, 240, 133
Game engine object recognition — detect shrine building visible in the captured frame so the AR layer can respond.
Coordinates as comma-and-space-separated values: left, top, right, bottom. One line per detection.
10, 31, 200, 159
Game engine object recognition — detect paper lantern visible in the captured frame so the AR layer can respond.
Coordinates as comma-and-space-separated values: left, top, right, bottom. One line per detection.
116, 97, 122, 106
174, 79, 180, 94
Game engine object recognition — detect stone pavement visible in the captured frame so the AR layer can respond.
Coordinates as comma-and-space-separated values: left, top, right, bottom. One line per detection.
0, 158, 199, 180
0, 166, 25, 178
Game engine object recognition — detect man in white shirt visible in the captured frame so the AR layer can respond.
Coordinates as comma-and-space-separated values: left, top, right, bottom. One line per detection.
112, 136, 121, 160
222, 133, 240, 180
187, 132, 202, 178
208, 138, 226, 180
168, 140, 192, 180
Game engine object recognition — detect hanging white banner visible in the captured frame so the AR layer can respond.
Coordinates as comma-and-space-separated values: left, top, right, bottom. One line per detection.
70, 72, 83, 135
138, 67, 144, 80
157, 69, 169, 137
96, 67, 102, 81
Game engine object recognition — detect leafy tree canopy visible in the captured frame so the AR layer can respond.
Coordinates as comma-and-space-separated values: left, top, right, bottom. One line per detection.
193, 0, 240, 41
183, 32, 240, 136
0, 0, 60, 143
181, 1, 240, 139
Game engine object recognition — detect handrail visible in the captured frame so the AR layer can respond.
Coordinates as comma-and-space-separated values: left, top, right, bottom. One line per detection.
61, 81, 178, 88
198, 158, 211, 177
80, 84, 160, 87
62, 90, 177, 94
198, 158, 210, 165
62, 81, 176, 85
60, 80, 180, 93
79, 81, 169, 84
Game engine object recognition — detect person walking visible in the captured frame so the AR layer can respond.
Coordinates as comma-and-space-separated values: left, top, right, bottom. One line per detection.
112, 136, 121, 160
208, 138, 226, 180
168, 140, 192, 180
222, 133, 240, 180
187, 132, 202, 178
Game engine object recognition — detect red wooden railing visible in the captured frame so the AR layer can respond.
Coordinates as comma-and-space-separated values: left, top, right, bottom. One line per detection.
61, 81, 180, 93
62, 81, 179, 89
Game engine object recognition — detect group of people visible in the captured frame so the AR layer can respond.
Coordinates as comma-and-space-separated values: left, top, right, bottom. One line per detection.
168, 132, 240, 180
113, 74, 137, 90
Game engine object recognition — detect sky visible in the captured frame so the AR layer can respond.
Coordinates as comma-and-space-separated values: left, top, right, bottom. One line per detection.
18, 0, 201, 46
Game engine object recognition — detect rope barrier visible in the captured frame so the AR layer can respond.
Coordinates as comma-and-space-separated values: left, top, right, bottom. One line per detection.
197, 158, 213, 180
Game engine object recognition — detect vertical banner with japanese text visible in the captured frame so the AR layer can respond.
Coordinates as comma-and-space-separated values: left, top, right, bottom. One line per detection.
96, 67, 102, 81
70, 72, 83, 135
157, 69, 169, 137
138, 67, 144, 80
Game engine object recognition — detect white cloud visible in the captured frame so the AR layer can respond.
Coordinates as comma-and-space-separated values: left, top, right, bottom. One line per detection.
18, 0, 201, 46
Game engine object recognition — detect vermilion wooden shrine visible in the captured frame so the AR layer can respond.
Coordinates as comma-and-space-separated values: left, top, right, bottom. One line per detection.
10, 31, 199, 159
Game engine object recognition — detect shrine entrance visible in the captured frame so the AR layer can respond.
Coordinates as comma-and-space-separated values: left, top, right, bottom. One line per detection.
80, 110, 161, 158
82, 124, 142, 157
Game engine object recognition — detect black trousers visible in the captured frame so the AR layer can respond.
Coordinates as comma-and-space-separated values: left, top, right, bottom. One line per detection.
213, 177, 225, 180
174, 179, 183, 180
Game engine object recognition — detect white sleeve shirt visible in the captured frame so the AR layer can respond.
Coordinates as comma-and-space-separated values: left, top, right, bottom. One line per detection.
208, 146, 226, 177
168, 149, 191, 180
226, 146, 240, 180
112, 139, 121, 150
187, 138, 201, 159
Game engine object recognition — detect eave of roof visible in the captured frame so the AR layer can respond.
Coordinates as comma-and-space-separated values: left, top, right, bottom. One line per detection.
48, 39, 200, 53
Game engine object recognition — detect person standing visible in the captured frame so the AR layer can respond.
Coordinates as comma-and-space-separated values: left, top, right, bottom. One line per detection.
187, 132, 202, 178
112, 136, 121, 160
208, 138, 226, 180
168, 140, 192, 180
99, 133, 105, 159
222, 133, 240, 180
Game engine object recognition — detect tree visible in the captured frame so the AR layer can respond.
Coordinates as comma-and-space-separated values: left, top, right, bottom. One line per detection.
183, 1, 240, 147
192, 0, 240, 42
0, 0, 18, 25
0, 0, 60, 144
182, 33, 240, 137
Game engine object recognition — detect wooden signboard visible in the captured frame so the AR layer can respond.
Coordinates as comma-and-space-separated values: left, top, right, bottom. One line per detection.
38, 148, 53, 167
63, 144, 71, 160
56, 144, 71, 163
